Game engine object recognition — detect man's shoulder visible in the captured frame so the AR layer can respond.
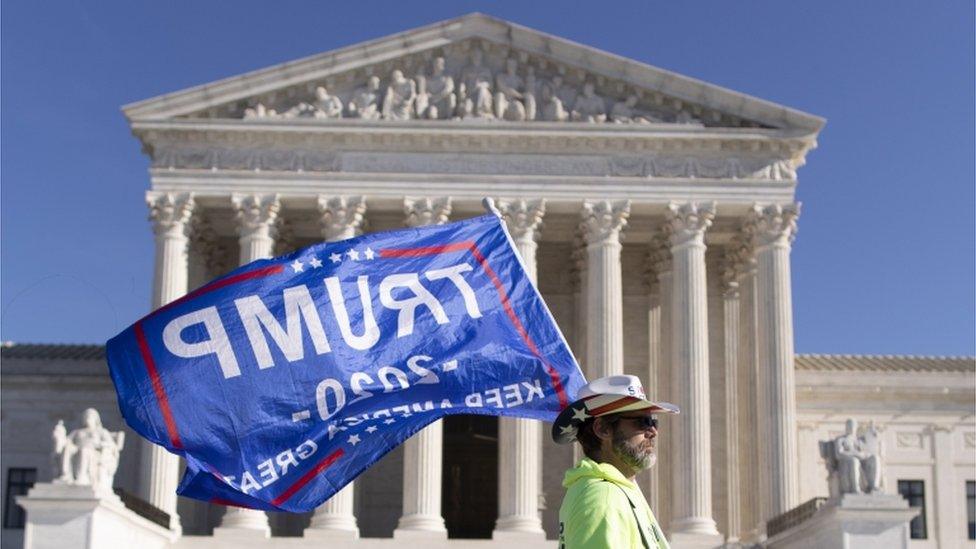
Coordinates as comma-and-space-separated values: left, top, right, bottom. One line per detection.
562, 478, 629, 514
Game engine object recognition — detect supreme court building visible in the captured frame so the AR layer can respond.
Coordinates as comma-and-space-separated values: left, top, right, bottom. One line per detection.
2, 14, 974, 549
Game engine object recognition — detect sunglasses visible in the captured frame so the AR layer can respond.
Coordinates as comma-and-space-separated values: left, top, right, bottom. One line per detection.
614, 415, 659, 430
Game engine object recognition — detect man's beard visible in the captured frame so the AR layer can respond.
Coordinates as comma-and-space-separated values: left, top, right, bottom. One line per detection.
612, 431, 657, 471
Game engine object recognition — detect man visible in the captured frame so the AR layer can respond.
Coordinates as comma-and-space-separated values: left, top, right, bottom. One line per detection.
552, 375, 679, 549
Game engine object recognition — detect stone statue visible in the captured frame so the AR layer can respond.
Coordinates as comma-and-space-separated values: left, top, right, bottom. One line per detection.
571, 82, 607, 123
494, 58, 531, 121
539, 83, 568, 122
425, 56, 455, 120
52, 408, 125, 496
458, 48, 493, 118
382, 70, 417, 120
549, 74, 577, 112
819, 418, 884, 499
523, 66, 539, 121
243, 103, 278, 119
312, 86, 343, 119
414, 74, 430, 119
348, 76, 382, 120
611, 95, 661, 124
281, 86, 343, 119
860, 421, 883, 493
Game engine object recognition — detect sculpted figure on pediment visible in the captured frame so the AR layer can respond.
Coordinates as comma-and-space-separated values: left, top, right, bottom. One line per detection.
348, 76, 382, 120
312, 86, 343, 118
382, 70, 417, 120
549, 74, 577, 112
282, 85, 343, 119
538, 83, 568, 122
611, 94, 662, 124
243, 103, 278, 119
571, 82, 607, 123
424, 57, 456, 120
494, 58, 534, 121
458, 48, 494, 118
414, 75, 430, 118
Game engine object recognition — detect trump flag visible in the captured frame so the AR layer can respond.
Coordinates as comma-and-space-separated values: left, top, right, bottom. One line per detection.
106, 209, 585, 512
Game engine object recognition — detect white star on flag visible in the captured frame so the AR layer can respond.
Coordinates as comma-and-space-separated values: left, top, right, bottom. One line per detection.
365, 426, 378, 434
309, 256, 323, 268
347, 249, 360, 261
364, 247, 376, 260
290, 259, 304, 273
329, 252, 342, 264
384, 418, 396, 425
560, 425, 578, 436
571, 407, 590, 422
347, 434, 361, 446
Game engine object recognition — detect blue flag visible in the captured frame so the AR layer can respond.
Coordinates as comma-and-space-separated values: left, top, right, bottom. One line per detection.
106, 211, 585, 512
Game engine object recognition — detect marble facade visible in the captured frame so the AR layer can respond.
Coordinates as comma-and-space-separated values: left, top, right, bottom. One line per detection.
2, 13, 974, 549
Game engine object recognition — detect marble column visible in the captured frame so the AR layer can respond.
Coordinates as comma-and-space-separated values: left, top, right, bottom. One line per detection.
306, 195, 366, 539
142, 192, 194, 533
570, 234, 588, 466
213, 194, 279, 537
666, 201, 721, 541
720, 252, 743, 544
747, 203, 801, 523
395, 197, 450, 539
650, 230, 674, 533
493, 199, 547, 539
738, 253, 764, 541
580, 200, 630, 377
639, 237, 665, 518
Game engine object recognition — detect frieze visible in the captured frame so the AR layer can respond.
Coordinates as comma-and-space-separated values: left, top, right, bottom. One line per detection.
151, 145, 795, 181
183, 39, 768, 129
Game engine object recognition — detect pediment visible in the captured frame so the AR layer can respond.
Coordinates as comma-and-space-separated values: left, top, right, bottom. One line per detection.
123, 13, 823, 133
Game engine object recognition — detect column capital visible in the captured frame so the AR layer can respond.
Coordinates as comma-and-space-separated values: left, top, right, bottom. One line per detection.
232, 193, 280, 241
666, 201, 715, 249
746, 202, 801, 250
404, 196, 452, 227
496, 198, 545, 241
318, 195, 366, 240
580, 199, 630, 245
147, 192, 194, 239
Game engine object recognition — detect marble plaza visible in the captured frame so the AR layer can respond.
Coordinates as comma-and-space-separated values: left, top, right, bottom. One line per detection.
2, 14, 974, 549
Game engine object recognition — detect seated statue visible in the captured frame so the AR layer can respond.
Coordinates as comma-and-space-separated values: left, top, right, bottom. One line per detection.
382, 70, 417, 120
312, 86, 343, 119
819, 418, 884, 499
571, 82, 607, 123
347, 76, 382, 120
425, 57, 455, 120
458, 48, 493, 119
53, 408, 125, 496
538, 83, 568, 122
494, 58, 531, 121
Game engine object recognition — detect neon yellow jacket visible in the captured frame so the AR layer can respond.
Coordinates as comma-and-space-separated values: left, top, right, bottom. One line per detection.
558, 458, 669, 549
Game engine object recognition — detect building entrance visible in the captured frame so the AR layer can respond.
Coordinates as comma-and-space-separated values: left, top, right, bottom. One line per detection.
442, 415, 498, 538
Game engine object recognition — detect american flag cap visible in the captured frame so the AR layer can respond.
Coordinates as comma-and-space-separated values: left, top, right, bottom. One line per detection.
550, 374, 679, 444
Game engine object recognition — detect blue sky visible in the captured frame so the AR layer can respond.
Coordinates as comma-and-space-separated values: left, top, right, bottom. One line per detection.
2, 1, 973, 355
